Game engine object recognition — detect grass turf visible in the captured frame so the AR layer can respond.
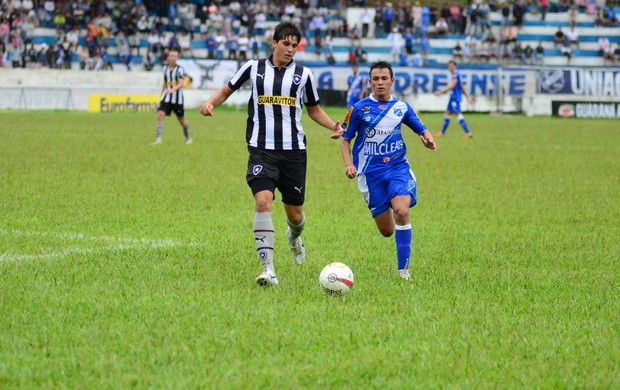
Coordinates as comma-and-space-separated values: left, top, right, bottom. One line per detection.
0, 108, 618, 388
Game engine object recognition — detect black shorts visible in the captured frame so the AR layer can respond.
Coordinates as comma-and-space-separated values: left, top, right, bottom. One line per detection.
246, 147, 307, 206
158, 102, 184, 117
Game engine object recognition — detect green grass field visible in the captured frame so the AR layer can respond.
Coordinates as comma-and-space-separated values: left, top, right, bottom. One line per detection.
1, 108, 618, 388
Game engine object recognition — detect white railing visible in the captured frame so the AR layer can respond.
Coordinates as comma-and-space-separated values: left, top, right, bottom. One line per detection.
0, 87, 73, 110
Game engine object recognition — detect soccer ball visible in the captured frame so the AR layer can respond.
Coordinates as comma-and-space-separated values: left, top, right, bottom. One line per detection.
319, 262, 354, 296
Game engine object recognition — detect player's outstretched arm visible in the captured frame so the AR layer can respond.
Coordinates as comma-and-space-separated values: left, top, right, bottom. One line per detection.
306, 104, 341, 139
340, 139, 357, 179
200, 85, 234, 116
434, 79, 457, 96
461, 84, 475, 104
419, 130, 437, 151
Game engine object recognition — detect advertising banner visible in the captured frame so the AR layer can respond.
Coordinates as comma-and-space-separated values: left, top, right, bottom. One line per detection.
308, 66, 527, 96
88, 95, 160, 113
552, 100, 620, 118
178, 59, 239, 90
537, 69, 620, 96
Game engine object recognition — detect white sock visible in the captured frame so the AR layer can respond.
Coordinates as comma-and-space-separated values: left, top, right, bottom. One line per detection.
254, 212, 274, 271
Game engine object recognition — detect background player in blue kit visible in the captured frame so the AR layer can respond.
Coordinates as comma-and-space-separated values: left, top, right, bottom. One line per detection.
433, 60, 475, 139
346, 63, 367, 108
339, 61, 436, 281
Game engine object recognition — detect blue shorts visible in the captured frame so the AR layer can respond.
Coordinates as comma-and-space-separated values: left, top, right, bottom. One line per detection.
447, 98, 461, 114
357, 161, 417, 218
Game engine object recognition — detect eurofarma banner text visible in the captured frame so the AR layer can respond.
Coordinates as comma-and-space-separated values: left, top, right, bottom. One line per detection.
88, 95, 160, 113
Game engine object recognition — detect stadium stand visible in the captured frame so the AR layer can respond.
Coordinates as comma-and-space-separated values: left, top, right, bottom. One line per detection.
2, 1, 619, 70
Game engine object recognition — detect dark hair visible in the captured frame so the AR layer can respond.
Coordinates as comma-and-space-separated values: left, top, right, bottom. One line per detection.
273, 22, 301, 44
369, 60, 393, 79
448, 60, 457, 66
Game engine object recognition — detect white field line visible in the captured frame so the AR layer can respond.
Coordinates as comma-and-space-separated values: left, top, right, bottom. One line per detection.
0, 229, 204, 262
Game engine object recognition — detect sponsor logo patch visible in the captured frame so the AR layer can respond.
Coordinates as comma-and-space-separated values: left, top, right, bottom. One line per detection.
257, 95, 297, 106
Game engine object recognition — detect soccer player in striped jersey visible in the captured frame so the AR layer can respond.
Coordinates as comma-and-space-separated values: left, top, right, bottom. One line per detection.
152, 49, 192, 145
199, 22, 341, 287
340, 61, 436, 281
433, 60, 474, 139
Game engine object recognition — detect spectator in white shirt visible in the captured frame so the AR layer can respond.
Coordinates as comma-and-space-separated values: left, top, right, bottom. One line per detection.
238, 32, 249, 60
566, 26, 579, 48
361, 7, 372, 38
435, 17, 449, 37
228, 0, 242, 16
66, 26, 79, 50
284, 2, 296, 18
598, 35, 610, 55
387, 27, 403, 63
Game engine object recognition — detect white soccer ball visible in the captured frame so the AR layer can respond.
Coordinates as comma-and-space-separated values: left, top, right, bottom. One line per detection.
319, 262, 354, 296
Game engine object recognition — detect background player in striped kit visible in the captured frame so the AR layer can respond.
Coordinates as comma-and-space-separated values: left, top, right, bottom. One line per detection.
433, 60, 474, 139
199, 22, 342, 287
152, 49, 192, 145
339, 61, 436, 281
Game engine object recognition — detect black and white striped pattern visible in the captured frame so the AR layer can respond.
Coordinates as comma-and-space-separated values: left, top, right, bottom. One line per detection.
228, 58, 320, 150
160, 64, 185, 105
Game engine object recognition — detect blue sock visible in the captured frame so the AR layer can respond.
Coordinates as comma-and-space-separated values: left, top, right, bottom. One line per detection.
458, 117, 471, 134
441, 117, 450, 134
395, 224, 412, 270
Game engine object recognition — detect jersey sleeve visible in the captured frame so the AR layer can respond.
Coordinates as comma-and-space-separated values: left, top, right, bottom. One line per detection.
403, 102, 428, 134
303, 68, 320, 106
341, 106, 361, 141
228, 60, 253, 91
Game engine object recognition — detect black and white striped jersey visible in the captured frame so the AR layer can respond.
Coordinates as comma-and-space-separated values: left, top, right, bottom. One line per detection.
160, 64, 185, 105
228, 57, 321, 151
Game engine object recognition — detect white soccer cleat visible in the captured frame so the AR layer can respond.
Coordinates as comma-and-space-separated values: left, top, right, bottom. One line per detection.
286, 227, 305, 265
398, 269, 411, 281
256, 270, 279, 287
151, 137, 162, 145
185, 138, 193, 145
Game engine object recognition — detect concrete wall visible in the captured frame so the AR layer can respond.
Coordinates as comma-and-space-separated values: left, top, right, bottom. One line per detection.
1, 67, 618, 116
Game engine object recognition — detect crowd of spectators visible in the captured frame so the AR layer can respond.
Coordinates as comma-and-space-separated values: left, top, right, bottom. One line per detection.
0, 0, 618, 70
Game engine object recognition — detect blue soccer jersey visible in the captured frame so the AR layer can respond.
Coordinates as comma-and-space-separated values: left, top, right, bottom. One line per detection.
450, 70, 463, 102
341, 95, 427, 175
346, 74, 366, 107
447, 70, 464, 113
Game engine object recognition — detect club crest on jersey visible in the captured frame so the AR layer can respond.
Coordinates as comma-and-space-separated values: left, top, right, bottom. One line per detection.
361, 106, 371, 113
292, 75, 302, 85
253, 165, 263, 175
394, 108, 404, 117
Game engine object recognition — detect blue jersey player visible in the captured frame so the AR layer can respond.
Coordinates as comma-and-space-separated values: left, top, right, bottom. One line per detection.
433, 60, 474, 139
346, 63, 367, 108
339, 61, 436, 281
